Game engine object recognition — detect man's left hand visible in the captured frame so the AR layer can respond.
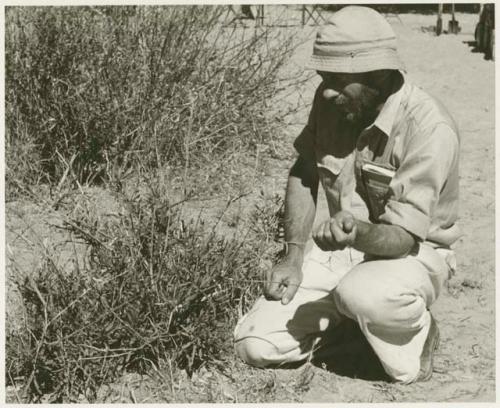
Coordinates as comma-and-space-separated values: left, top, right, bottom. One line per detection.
313, 211, 357, 251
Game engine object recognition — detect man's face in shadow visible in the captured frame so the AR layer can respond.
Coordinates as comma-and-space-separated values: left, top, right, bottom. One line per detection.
317, 71, 381, 128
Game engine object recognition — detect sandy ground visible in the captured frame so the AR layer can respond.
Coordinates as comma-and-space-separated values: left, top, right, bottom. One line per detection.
5, 7, 495, 403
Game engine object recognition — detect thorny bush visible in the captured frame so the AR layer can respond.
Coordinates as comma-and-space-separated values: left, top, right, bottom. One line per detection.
6, 183, 284, 402
5, 4, 295, 403
6, 5, 297, 192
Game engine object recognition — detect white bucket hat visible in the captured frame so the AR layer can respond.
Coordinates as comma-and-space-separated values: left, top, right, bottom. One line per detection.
307, 6, 405, 73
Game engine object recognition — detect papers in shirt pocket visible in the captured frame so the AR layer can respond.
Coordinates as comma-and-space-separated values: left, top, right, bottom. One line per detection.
361, 163, 395, 220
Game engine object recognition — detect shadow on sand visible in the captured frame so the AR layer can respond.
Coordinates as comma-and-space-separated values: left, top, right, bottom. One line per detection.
464, 40, 494, 60
311, 319, 391, 382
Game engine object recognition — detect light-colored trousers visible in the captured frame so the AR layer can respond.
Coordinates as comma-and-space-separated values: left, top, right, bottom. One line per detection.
233, 241, 455, 383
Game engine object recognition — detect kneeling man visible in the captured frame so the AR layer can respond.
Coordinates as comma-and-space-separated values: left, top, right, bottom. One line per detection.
234, 6, 460, 384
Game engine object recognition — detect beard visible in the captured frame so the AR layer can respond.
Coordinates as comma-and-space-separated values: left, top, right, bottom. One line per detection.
334, 83, 381, 128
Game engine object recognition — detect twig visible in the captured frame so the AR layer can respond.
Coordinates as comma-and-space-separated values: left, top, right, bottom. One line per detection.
23, 277, 49, 399
55, 150, 77, 193
62, 220, 112, 251
210, 192, 252, 234
129, 387, 137, 403
79, 352, 133, 361
7, 370, 23, 404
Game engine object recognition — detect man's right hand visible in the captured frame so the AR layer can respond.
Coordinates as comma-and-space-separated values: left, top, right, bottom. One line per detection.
264, 261, 303, 305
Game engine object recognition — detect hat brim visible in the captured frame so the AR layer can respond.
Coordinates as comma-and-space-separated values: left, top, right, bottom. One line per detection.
307, 52, 405, 74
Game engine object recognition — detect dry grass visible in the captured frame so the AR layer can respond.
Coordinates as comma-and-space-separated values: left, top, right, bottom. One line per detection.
5, 5, 301, 403
6, 178, 286, 402
5, 5, 301, 195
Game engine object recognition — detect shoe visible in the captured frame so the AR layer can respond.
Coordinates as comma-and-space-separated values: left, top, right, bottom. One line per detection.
417, 312, 440, 382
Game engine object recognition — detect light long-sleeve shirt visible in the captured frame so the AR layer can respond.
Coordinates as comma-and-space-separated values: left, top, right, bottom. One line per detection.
294, 77, 460, 247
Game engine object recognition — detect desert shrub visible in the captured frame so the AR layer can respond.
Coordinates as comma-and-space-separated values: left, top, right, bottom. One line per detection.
5, 5, 294, 403
6, 180, 284, 402
5, 5, 297, 191
251, 191, 285, 242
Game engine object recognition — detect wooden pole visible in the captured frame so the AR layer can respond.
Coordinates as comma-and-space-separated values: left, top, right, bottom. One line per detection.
436, 3, 443, 36
449, 3, 459, 34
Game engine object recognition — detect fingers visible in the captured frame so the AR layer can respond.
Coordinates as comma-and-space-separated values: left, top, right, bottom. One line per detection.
313, 215, 356, 251
341, 214, 355, 233
329, 217, 358, 247
312, 220, 332, 250
328, 217, 344, 236
264, 265, 302, 304
339, 213, 357, 245
264, 268, 285, 300
312, 227, 325, 250
267, 279, 299, 304
313, 219, 341, 250
282, 279, 300, 305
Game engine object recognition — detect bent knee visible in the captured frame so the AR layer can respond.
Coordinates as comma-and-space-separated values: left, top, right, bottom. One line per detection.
334, 268, 426, 327
334, 269, 379, 319
234, 337, 282, 368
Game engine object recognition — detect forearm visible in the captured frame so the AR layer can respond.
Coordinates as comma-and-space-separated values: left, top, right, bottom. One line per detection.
352, 219, 416, 258
283, 157, 318, 265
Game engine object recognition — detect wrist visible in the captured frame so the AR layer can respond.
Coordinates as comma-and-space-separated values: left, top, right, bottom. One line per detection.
283, 241, 305, 267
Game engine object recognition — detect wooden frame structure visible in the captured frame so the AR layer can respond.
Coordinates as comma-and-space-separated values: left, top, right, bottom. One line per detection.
301, 5, 327, 26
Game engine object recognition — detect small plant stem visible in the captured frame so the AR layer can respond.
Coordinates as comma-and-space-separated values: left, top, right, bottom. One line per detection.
23, 277, 49, 399
7, 370, 22, 403
183, 92, 196, 198
62, 220, 112, 250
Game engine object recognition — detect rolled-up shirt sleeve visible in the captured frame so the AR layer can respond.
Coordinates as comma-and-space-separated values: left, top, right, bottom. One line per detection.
293, 124, 315, 161
379, 123, 459, 240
